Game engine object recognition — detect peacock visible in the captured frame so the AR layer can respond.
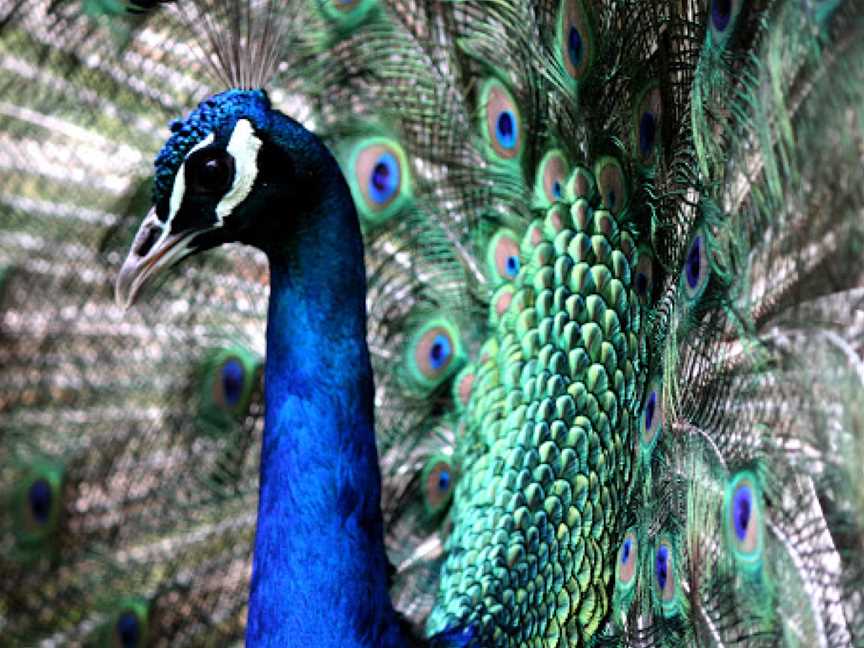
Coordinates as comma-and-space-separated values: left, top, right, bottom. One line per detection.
1, 0, 863, 645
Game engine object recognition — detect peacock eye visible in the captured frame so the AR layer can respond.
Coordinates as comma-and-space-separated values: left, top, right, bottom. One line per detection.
220, 358, 246, 408
558, 0, 593, 82
368, 152, 400, 205
709, 0, 742, 44
594, 156, 628, 215
28, 478, 53, 525
535, 149, 569, 206
724, 473, 764, 569
640, 383, 663, 455
481, 79, 523, 161
634, 251, 654, 304
682, 232, 710, 301
617, 530, 638, 590
634, 84, 662, 166
422, 456, 457, 517
711, 0, 732, 32
115, 610, 141, 648
487, 229, 521, 283
187, 150, 235, 195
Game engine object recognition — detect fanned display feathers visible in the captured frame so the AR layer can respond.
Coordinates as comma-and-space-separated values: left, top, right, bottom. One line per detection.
1, 0, 864, 645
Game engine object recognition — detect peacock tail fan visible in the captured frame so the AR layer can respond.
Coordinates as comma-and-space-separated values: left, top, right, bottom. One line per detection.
1, 0, 864, 645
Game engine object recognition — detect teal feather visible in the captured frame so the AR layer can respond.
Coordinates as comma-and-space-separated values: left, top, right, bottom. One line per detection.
1, 0, 863, 645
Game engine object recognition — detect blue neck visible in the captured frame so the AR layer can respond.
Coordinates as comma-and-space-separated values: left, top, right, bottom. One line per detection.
244, 163, 406, 647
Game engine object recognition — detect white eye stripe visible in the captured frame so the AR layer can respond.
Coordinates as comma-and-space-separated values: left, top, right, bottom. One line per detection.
216, 119, 262, 224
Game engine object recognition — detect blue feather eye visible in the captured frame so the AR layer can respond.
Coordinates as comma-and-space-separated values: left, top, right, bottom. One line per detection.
495, 111, 517, 150
724, 472, 764, 570
557, 0, 593, 82
347, 136, 411, 225
198, 347, 262, 434
711, 0, 732, 32
655, 543, 669, 591
368, 151, 400, 205
640, 384, 663, 454
481, 79, 523, 161
634, 84, 662, 166
18, 466, 64, 543
487, 229, 521, 283
634, 251, 654, 304
594, 157, 628, 215
428, 334, 452, 370
617, 531, 638, 588
535, 149, 569, 206
422, 456, 457, 517
709, 0, 742, 44
220, 358, 245, 408
682, 232, 710, 301
28, 478, 52, 526
654, 539, 678, 613
407, 318, 465, 392
115, 611, 140, 648
103, 601, 149, 648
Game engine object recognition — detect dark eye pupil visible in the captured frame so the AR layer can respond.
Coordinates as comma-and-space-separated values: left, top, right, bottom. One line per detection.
497, 112, 513, 138
222, 359, 245, 407
639, 112, 657, 156
372, 162, 390, 191
28, 478, 52, 524
438, 470, 450, 491
191, 153, 234, 193
645, 392, 656, 430
712, 0, 732, 31
116, 611, 140, 648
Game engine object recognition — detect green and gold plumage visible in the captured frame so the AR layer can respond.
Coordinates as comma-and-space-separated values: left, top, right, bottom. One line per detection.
1, 0, 863, 645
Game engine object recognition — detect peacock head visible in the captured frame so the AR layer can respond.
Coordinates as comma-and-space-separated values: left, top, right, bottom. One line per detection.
116, 88, 334, 307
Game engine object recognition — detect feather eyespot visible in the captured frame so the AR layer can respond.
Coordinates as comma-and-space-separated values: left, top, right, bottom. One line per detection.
408, 319, 464, 391
633, 84, 662, 166
681, 232, 710, 301
481, 79, 523, 161
655, 539, 677, 609
106, 602, 149, 648
347, 137, 411, 225
557, 0, 594, 81
487, 229, 522, 283
724, 472, 764, 569
114, 610, 141, 648
211, 354, 254, 414
198, 347, 261, 433
535, 149, 569, 206
709, 0, 742, 44
634, 252, 654, 304
640, 384, 663, 453
594, 157, 628, 215
422, 456, 457, 516
18, 467, 63, 540
27, 479, 52, 526
616, 531, 638, 591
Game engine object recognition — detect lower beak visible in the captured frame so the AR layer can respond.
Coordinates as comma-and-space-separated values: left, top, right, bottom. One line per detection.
115, 207, 200, 309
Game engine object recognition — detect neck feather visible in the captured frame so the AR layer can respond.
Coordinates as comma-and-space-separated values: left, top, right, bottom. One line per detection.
244, 158, 405, 647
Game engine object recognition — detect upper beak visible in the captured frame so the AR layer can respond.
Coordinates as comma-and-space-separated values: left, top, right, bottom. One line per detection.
115, 207, 201, 309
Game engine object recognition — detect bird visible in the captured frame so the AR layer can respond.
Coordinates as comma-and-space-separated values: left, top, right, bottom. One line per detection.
1, 0, 863, 645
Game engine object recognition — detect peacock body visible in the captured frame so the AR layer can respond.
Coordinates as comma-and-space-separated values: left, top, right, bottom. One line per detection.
1, 0, 863, 646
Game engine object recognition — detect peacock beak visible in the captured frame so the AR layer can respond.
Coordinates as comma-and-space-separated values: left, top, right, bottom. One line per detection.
115, 206, 203, 309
